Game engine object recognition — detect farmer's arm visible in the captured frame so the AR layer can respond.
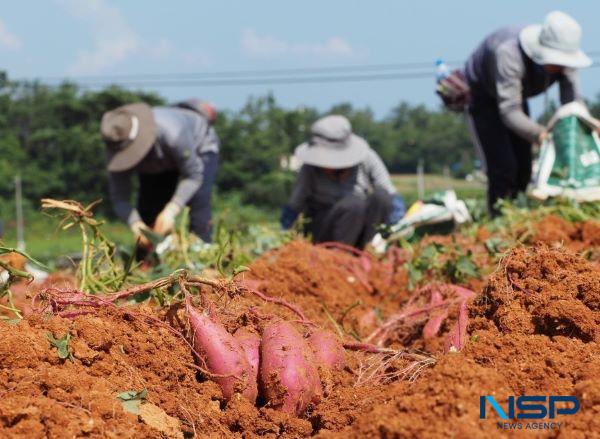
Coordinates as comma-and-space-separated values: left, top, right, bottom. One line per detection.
287, 165, 312, 212
559, 68, 582, 104
108, 170, 142, 225
169, 129, 207, 208
200, 125, 220, 153
495, 46, 545, 143
281, 165, 311, 229
151, 112, 211, 235
364, 149, 396, 195
364, 149, 406, 223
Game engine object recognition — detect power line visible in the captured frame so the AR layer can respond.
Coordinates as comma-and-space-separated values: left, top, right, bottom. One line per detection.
69, 62, 600, 90
21, 54, 600, 90
28, 49, 600, 85
37, 60, 466, 84
75, 70, 437, 89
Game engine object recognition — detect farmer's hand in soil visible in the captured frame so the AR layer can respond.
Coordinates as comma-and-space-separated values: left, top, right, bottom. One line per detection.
154, 201, 182, 235
130, 220, 152, 249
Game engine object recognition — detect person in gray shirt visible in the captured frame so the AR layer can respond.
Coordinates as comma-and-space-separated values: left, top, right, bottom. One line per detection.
281, 115, 405, 248
464, 11, 592, 214
101, 100, 219, 251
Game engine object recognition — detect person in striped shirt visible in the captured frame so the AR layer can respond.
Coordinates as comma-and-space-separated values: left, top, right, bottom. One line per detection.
281, 115, 405, 248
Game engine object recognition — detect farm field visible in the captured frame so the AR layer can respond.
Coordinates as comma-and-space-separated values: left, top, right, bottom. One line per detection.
2, 3, 600, 438
0, 200, 598, 438
1, 174, 483, 263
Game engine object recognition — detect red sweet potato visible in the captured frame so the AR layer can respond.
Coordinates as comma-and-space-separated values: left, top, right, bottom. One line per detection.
259, 321, 322, 415
187, 304, 258, 403
233, 326, 261, 385
307, 329, 346, 370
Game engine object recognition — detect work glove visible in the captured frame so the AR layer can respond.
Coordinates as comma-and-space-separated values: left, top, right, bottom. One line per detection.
154, 201, 182, 235
536, 129, 549, 146
130, 220, 152, 249
280, 205, 299, 230
387, 194, 406, 225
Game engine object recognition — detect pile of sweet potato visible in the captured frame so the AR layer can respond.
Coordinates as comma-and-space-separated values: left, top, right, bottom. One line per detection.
186, 299, 344, 415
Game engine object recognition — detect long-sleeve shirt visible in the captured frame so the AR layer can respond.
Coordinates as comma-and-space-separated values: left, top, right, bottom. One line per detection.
465, 26, 581, 143
287, 147, 396, 213
108, 106, 220, 225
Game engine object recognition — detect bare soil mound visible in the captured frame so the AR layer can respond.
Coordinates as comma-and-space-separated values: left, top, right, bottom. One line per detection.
321, 245, 600, 438
0, 216, 599, 438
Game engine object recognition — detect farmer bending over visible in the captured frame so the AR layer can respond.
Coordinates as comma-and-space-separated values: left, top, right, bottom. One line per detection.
281, 115, 405, 248
101, 99, 219, 250
464, 11, 592, 214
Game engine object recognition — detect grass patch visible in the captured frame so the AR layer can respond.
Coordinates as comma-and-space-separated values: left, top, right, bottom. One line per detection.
392, 174, 485, 206
2, 212, 131, 265
2, 192, 279, 264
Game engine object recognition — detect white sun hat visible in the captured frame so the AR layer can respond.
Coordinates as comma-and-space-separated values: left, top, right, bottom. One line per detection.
294, 115, 369, 169
519, 11, 592, 69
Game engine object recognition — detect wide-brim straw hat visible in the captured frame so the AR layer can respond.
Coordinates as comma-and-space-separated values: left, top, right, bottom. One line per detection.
295, 115, 369, 169
519, 11, 591, 69
101, 103, 157, 172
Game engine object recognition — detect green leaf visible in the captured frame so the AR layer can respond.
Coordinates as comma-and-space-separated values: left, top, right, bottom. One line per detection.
117, 389, 148, 415
232, 265, 250, 277
406, 263, 423, 290
47, 332, 74, 361
455, 254, 480, 279
131, 291, 151, 303
484, 237, 505, 255
420, 243, 441, 262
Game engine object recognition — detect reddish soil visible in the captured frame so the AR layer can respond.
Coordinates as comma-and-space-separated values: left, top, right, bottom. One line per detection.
532, 215, 600, 260
1, 272, 77, 318
246, 240, 411, 338
0, 216, 598, 438
334, 244, 600, 438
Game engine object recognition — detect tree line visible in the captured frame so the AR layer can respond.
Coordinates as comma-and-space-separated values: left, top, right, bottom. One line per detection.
0, 76, 598, 217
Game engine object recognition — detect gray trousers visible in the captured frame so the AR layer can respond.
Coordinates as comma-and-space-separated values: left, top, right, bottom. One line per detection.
306, 188, 393, 249
138, 152, 219, 242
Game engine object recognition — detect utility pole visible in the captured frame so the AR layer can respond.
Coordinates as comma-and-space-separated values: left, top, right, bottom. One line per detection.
417, 159, 425, 200
15, 175, 25, 251
443, 165, 451, 189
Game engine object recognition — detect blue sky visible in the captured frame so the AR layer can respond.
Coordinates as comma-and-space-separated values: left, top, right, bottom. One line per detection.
1, 1, 599, 117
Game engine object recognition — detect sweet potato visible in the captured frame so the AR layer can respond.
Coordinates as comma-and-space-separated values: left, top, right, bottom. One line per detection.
187, 304, 258, 403
307, 329, 346, 370
259, 321, 322, 415
233, 326, 260, 385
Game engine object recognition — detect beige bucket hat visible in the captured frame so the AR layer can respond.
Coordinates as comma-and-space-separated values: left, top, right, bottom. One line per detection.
101, 103, 157, 172
295, 115, 369, 169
